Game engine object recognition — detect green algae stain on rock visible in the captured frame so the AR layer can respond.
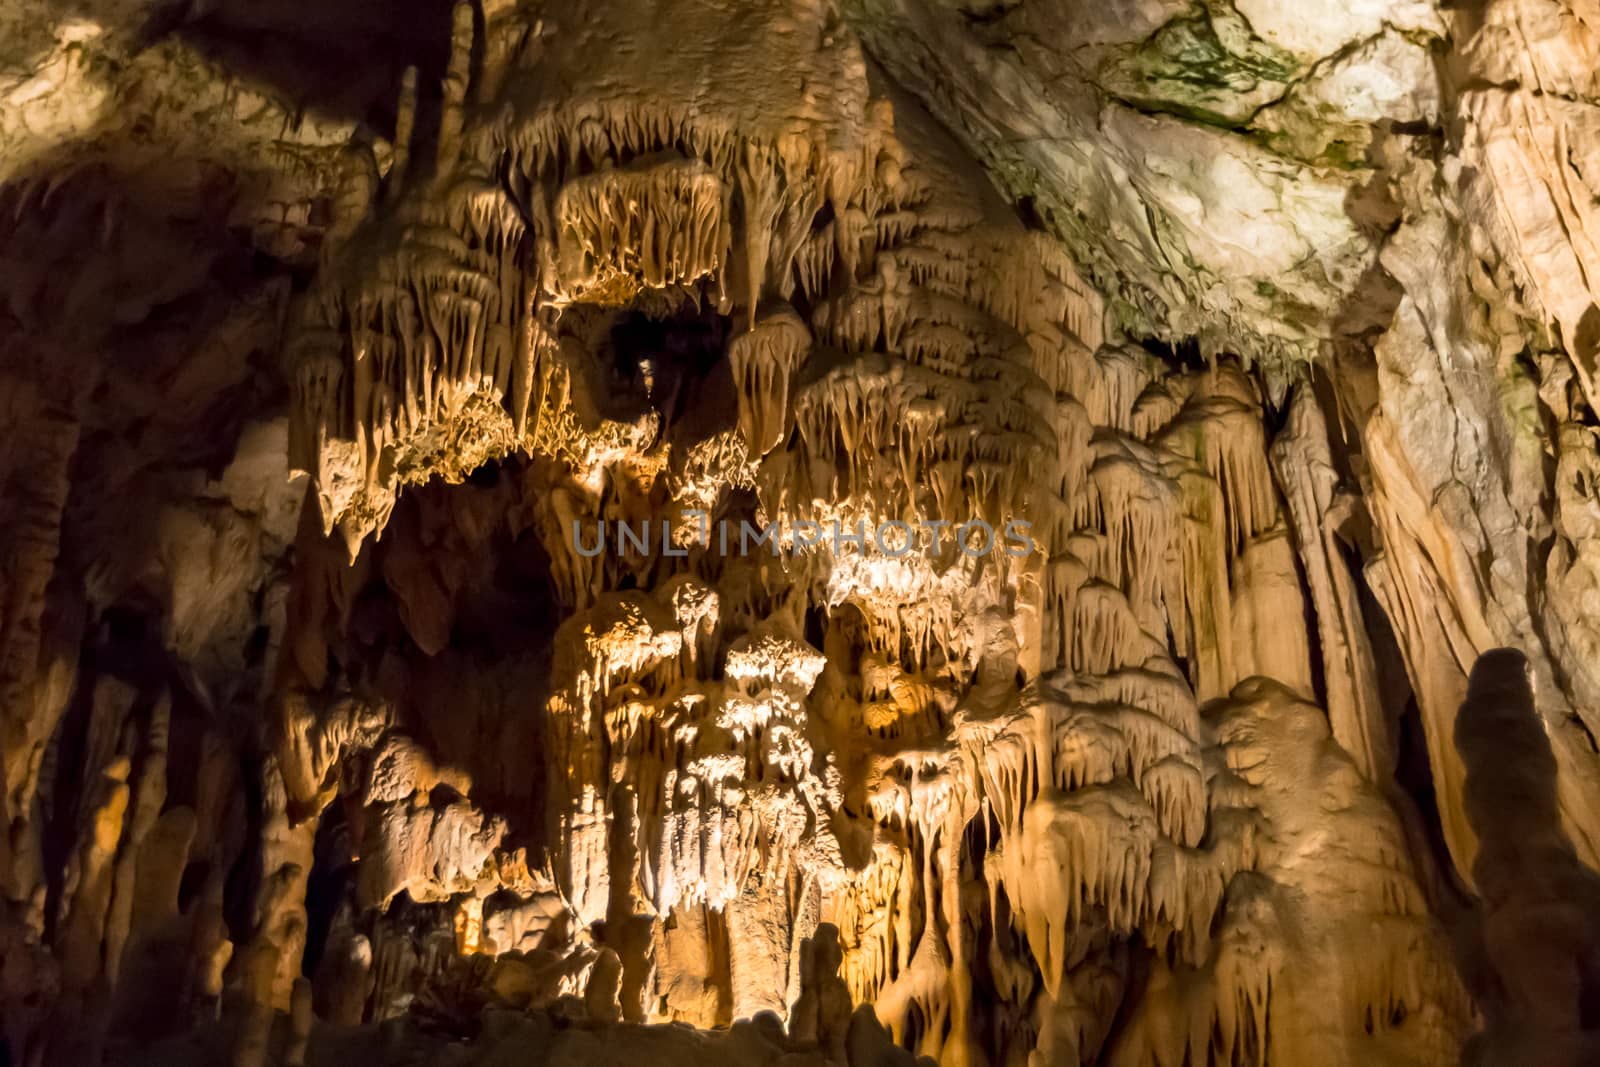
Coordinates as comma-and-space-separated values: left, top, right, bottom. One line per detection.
1096, 2, 1301, 128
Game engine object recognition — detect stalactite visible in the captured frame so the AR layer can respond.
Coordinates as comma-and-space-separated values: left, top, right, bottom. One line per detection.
553, 161, 732, 299
728, 309, 811, 456
1270, 387, 1391, 779
0, 4, 1493, 1064
1158, 375, 1279, 554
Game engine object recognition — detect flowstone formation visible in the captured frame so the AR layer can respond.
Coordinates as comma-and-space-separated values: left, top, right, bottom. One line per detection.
267, 0, 1466, 1061
4, 0, 1600, 1065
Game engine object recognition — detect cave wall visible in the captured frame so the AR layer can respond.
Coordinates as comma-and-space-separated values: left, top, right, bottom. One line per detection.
3, 0, 1600, 1064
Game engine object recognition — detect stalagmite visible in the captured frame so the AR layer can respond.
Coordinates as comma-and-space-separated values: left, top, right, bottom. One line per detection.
0, 366, 84, 873
185, 876, 234, 1023
253, 758, 318, 1009
585, 947, 624, 1023
286, 976, 315, 1067
437, 4, 476, 179
59, 753, 131, 993
390, 66, 419, 201
103, 692, 169, 985
231, 940, 282, 1067
1457, 648, 1600, 1061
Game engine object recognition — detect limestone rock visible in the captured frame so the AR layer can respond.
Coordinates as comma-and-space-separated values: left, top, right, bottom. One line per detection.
4, 1, 1600, 1065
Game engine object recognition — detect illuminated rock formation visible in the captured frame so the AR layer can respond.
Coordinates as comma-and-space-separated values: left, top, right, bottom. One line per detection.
2, 0, 1599, 1065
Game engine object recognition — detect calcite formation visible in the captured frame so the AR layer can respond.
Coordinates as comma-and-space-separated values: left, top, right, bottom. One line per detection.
4, 0, 1600, 1065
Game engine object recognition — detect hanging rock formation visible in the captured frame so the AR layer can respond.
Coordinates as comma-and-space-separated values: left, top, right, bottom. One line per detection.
2, 0, 1600, 1065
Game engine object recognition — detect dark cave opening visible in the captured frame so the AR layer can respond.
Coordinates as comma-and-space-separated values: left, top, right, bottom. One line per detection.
601, 295, 739, 443
1137, 334, 1208, 374
351, 457, 562, 828
160, 0, 457, 134
302, 804, 356, 979
609, 300, 731, 390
